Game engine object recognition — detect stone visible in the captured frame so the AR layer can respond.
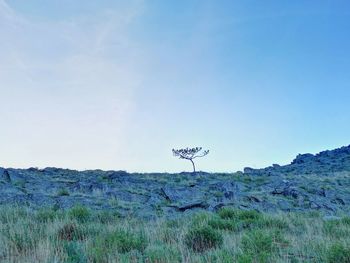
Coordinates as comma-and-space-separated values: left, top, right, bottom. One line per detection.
271, 185, 299, 199
176, 201, 208, 211
278, 200, 292, 211
1, 170, 11, 183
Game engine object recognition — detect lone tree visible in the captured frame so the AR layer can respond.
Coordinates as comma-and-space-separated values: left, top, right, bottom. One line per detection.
172, 147, 209, 172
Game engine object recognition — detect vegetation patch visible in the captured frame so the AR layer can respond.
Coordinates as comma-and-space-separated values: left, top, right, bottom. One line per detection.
68, 206, 91, 223
184, 225, 223, 252
90, 229, 148, 259
240, 229, 284, 263
57, 188, 70, 196
144, 244, 181, 263
1, 206, 350, 262
326, 243, 350, 263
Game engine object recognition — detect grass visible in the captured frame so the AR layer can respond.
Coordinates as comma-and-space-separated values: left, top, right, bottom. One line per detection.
0, 206, 350, 262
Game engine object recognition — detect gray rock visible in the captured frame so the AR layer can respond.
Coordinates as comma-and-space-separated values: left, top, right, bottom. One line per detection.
161, 185, 205, 205
277, 200, 292, 211
176, 201, 208, 212
1, 170, 11, 183
272, 184, 299, 199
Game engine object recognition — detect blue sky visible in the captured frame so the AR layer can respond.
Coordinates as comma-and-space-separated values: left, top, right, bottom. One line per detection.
1, 0, 349, 172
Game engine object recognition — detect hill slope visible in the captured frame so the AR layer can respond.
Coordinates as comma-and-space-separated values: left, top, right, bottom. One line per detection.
1, 145, 350, 217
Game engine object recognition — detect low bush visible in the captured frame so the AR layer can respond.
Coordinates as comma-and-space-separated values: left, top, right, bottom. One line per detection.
68, 206, 91, 223
236, 210, 262, 221
216, 208, 267, 231
57, 223, 84, 241
218, 208, 262, 221
62, 241, 87, 263
160, 227, 178, 244
184, 225, 223, 252
36, 209, 57, 223
341, 216, 350, 226
144, 244, 181, 263
208, 217, 239, 231
57, 188, 70, 196
205, 249, 236, 263
326, 243, 350, 263
241, 229, 282, 263
4, 222, 43, 253
190, 212, 213, 227
94, 210, 119, 224
218, 207, 237, 219
92, 229, 147, 254
257, 216, 289, 230
323, 220, 350, 239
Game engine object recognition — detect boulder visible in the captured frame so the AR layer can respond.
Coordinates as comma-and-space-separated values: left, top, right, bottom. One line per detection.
1, 170, 11, 183
271, 184, 299, 199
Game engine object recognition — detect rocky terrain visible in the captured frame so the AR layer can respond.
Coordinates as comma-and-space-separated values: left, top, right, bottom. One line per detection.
1, 145, 350, 218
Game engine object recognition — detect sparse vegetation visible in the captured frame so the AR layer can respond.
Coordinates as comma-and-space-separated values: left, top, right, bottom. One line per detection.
1, 206, 350, 262
57, 188, 70, 196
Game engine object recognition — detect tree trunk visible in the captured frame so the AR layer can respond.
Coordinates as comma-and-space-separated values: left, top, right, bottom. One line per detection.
190, 159, 196, 173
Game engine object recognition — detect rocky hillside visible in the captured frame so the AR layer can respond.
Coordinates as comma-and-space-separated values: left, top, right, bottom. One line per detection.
244, 145, 350, 176
1, 145, 350, 218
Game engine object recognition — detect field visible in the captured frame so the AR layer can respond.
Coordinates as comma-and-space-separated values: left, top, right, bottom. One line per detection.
1, 206, 350, 263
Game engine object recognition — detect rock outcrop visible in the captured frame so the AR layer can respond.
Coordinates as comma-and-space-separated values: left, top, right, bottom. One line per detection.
0, 145, 350, 218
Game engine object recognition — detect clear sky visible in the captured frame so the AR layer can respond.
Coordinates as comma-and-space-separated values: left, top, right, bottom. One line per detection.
1, 0, 349, 172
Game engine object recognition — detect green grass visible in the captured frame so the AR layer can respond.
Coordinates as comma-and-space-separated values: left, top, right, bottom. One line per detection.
1, 206, 350, 262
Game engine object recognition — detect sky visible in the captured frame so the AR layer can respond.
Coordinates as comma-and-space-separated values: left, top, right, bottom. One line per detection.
1, 0, 350, 173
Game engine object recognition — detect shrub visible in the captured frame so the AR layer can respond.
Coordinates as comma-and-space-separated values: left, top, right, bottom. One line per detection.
4, 222, 43, 253
57, 223, 83, 241
144, 245, 181, 263
306, 211, 321, 218
95, 210, 119, 224
341, 216, 350, 226
241, 230, 281, 263
257, 217, 289, 230
0, 207, 30, 224
208, 217, 239, 231
236, 254, 254, 263
160, 227, 178, 244
68, 206, 91, 223
36, 209, 57, 223
184, 226, 223, 252
326, 243, 350, 263
110, 229, 147, 253
63, 241, 87, 263
190, 212, 213, 228
165, 219, 181, 228
218, 208, 262, 221
91, 229, 147, 256
216, 208, 265, 231
8, 231, 37, 253
242, 230, 274, 253
57, 188, 70, 196
205, 249, 235, 262
218, 207, 237, 219
323, 220, 350, 239
237, 210, 262, 221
